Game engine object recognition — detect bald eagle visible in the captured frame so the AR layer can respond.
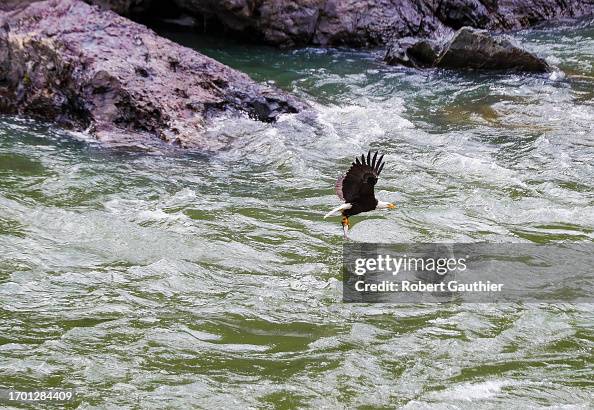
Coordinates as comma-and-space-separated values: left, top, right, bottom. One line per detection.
324, 151, 395, 238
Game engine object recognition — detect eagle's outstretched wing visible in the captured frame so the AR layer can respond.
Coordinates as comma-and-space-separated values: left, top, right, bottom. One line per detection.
336, 151, 385, 202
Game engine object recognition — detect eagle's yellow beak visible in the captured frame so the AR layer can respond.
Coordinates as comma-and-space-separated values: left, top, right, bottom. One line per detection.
387, 203, 396, 209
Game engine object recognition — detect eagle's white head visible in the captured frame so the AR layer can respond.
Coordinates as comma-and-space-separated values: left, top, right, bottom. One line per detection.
376, 200, 396, 210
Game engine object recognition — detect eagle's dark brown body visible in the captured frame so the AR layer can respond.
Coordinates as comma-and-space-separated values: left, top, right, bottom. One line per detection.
335, 151, 384, 215
342, 197, 378, 217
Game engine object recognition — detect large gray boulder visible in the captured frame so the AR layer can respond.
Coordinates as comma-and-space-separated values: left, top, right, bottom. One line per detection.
0, 0, 306, 148
385, 27, 550, 72
436, 27, 551, 71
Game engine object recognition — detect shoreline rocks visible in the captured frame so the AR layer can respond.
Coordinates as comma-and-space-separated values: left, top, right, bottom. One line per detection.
0, 0, 306, 148
385, 27, 551, 72
100, 0, 594, 48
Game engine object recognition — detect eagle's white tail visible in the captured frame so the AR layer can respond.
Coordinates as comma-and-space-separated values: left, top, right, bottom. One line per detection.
324, 203, 352, 219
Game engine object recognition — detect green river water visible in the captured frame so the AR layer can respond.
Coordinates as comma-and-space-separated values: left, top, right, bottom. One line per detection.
1, 21, 593, 408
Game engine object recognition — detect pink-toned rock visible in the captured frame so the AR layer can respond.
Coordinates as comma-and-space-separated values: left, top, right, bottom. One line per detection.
0, 0, 306, 148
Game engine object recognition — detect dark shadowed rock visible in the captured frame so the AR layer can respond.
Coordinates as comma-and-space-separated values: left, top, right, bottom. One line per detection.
0, 0, 306, 148
436, 27, 551, 71
385, 38, 419, 68
385, 37, 442, 68
437, 0, 490, 29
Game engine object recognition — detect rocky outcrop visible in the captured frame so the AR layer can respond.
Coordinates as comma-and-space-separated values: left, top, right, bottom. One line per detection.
113, 0, 594, 48
0, 0, 306, 148
385, 27, 551, 72
437, 27, 550, 71
166, 0, 448, 47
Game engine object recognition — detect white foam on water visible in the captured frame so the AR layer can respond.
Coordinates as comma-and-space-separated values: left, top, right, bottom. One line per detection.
428, 379, 516, 401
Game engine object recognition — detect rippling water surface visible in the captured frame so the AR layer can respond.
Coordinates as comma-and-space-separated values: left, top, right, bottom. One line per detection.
1, 21, 593, 408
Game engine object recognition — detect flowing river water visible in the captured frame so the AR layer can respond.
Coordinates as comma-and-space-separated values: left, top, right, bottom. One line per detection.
1, 20, 593, 408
